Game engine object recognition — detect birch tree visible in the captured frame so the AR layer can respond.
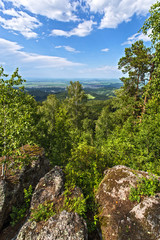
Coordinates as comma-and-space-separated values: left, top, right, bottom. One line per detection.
0, 67, 36, 177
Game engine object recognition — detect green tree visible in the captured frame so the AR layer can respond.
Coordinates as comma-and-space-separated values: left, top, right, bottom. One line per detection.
0, 67, 36, 177
66, 81, 87, 129
118, 40, 152, 117
95, 99, 116, 144
65, 143, 106, 202
37, 94, 71, 165
142, 1, 160, 112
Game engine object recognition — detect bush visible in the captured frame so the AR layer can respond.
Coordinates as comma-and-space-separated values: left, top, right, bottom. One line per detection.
129, 175, 160, 202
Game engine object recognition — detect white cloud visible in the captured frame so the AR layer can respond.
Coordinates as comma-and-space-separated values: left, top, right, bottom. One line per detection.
78, 64, 121, 78
85, 0, 157, 29
0, 38, 23, 53
4, 0, 78, 22
1, 0, 156, 40
2, 8, 19, 16
0, 38, 83, 69
122, 29, 151, 45
96, 65, 119, 72
55, 45, 80, 53
51, 20, 96, 37
52, 29, 69, 37
0, 10, 42, 38
101, 48, 109, 52
0, 0, 4, 8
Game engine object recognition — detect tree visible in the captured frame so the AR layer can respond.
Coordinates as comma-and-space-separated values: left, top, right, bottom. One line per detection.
37, 94, 71, 165
66, 81, 87, 129
117, 40, 152, 117
0, 67, 36, 177
142, 1, 160, 111
95, 99, 116, 144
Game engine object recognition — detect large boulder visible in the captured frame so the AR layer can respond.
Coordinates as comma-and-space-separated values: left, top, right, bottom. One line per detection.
0, 145, 50, 231
96, 165, 160, 240
16, 210, 88, 240
16, 166, 88, 240
30, 166, 64, 210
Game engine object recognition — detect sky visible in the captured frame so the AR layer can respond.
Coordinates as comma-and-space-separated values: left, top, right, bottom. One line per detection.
0, 0, 157, 80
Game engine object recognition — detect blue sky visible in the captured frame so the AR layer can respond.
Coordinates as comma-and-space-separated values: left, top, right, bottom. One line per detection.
0, 0, 156, 80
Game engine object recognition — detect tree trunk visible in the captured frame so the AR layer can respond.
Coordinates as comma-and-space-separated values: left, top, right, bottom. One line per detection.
140, 62, 154, 122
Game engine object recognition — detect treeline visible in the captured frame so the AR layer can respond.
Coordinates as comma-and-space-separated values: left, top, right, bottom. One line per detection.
0, 1, 160, 233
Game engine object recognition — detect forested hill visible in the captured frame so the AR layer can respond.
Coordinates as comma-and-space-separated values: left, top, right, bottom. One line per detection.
0, 1, 160, 237
23, 81, 122, 102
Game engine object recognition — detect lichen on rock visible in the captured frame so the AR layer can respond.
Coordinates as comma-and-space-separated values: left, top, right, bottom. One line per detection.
96, 165, 160, 240
30, 166, 64, 210
16, 166, 88, 240
0, 145, 50, 232
16, 210, 88, 240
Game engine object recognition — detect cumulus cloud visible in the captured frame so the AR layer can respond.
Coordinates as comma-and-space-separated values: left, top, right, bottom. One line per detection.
51, 20, 96, 37
1, 0, 156, 39
55, 45, 80, 53
122, 30, 152, 45
4, 0, 78, 22
85, 0, 157, 29
0, 38, 82, 68
101, 48, 109, 52
0, 9, 42, 38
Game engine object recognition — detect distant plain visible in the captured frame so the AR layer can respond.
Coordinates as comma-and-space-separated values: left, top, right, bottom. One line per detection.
24, 78, 122, 102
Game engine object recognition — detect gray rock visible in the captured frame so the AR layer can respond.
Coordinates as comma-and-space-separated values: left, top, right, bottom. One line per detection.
16, 211, 88, 240
31, 166, 64, 210
0, 146, 50, 231
96, 165, 160, 240
16, 167, 88, 240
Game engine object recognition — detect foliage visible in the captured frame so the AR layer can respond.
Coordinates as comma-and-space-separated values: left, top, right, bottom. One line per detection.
95, 99, 116, 144
65, 143, 105, 231
129, 175, 160, 202
117, 40, 152, 119
30, 201, 56, 222
0, 67, 36, 176
10, 185, 33, 226
65, 143, 105, 197
37, 95, 71, 165
101, 111, 160, 175
63, 187, 87, 217
65, 81, 87, 129
142, 1, 160, 109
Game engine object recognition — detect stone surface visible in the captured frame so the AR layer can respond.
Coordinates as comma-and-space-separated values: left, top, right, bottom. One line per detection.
0, 145, 50, 231
96, 165, 160, 240
16, 167, 88, 240
31, 166, 64, 210
16, 210, 88, 240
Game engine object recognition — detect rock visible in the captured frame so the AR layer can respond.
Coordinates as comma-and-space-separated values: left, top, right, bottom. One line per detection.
16, 210, 88, 240
31, 166, 64, 210
0, 145, 50, 231
16, 167, 88, 240
96, 165, 160, 240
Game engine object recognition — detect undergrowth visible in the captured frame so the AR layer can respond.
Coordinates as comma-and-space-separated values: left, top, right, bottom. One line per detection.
129, 174, 160, 202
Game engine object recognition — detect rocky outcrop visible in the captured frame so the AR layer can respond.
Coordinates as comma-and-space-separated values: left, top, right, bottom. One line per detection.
16, 166, 88, 240
96, 165, 160, 240
31, 166, 64, 210
2, 160, 159, 240
0, 145, 50, 231
16, 210, 88, 240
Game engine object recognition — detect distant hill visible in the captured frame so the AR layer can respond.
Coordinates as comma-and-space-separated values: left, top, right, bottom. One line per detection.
24, 79, 122, 101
